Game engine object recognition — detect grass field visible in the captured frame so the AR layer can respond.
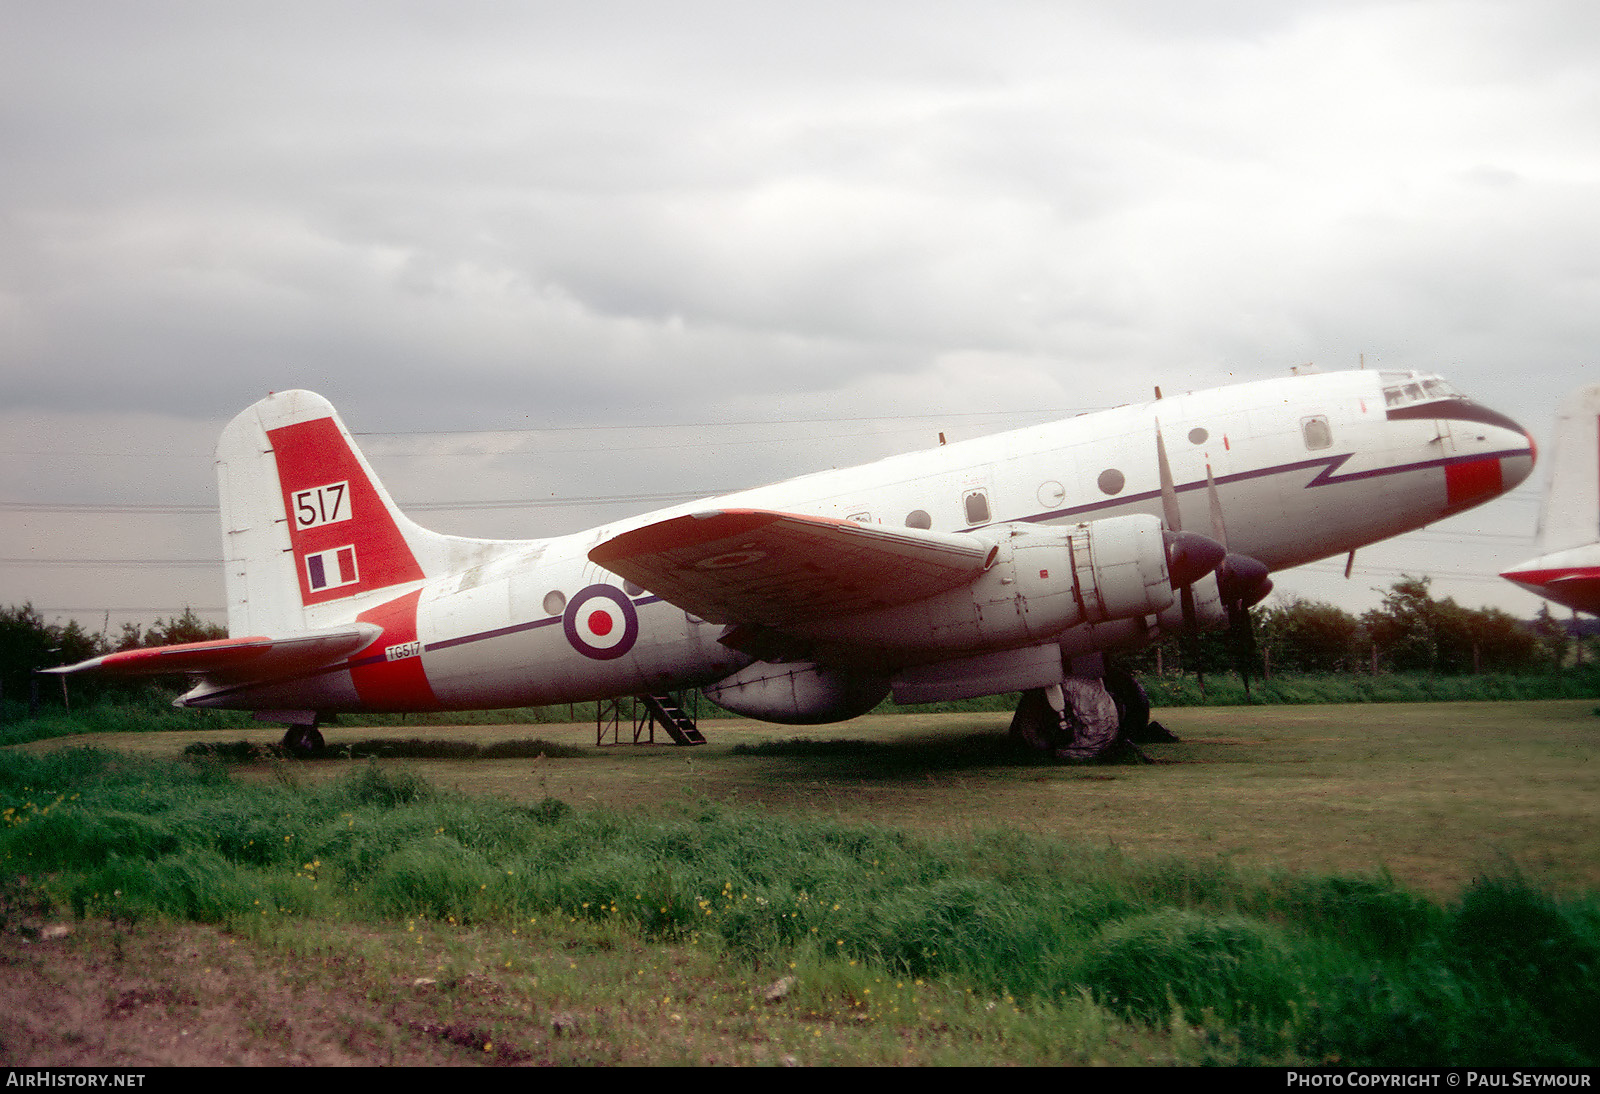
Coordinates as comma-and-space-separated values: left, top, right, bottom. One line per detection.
29, 699, 1599, 895
3, 700, 1597, 1065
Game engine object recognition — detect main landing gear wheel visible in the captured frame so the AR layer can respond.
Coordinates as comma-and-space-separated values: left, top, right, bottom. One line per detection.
1010, 680, 1120, 762
280, 723, 326, 753
1102, 666, 1179, 745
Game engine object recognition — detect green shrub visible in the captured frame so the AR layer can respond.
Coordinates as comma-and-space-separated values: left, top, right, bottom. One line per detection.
364, 835, 497, 922
1078, 908, 1296, 1030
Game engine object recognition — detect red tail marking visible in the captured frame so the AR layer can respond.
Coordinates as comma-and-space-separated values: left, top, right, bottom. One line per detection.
267, 417, 424, 605
352, 589, 440, 711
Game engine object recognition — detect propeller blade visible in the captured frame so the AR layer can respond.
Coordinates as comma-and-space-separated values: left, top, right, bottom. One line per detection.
1205, 462, 1228, 550
1155, 421, 1182, 532
1229, 601, 1257, 696
1157, 422, 1211, 693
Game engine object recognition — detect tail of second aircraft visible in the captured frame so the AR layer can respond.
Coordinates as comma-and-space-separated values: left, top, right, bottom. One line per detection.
1534, 385, 1600, 554
216, 390, 521, 636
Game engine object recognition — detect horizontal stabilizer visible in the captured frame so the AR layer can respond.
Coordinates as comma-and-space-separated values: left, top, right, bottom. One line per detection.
45, 624, 380, 683
589, 508, 995, 626
1501, 543, 1600, 615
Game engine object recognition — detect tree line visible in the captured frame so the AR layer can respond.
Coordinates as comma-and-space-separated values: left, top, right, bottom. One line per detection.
0, 603, 224, 707
0, 576, 1587, 711
1124, 576, 1578, 678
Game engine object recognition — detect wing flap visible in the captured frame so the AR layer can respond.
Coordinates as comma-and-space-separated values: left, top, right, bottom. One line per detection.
589, 508, 995, 625
45, 624, 381, 683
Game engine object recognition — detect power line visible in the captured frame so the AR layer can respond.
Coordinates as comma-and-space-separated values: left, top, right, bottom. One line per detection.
0, 407, 1085, 459
350, 407, 1087, 437
0, 489, 732, 516
34, 607, 226, 617
1, 558, 218, 568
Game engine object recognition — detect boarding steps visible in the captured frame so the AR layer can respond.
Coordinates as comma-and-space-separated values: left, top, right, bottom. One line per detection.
595, 691, 705, 747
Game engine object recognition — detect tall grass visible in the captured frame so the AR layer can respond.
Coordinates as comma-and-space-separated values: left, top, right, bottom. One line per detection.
8, 668, 1600, 749
2, 747, 1594, 1065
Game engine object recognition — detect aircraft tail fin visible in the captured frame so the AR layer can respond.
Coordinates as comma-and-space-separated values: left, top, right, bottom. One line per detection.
1535, 385, 1600, 553
216, 390, 517, 636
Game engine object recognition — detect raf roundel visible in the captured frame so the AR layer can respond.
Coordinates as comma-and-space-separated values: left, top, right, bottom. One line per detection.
562, 584, 639, 661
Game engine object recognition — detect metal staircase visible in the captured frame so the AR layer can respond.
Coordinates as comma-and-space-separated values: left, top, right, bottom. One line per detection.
595, 690, 705, 746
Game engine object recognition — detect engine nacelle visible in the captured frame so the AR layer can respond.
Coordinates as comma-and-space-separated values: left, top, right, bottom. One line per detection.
703, 661, 890, 724
791, 513, 1177, 658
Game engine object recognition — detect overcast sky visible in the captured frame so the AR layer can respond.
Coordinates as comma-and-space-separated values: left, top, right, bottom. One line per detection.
4, 0, 1597, 636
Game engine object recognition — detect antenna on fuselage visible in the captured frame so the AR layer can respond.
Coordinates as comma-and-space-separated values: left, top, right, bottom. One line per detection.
1154, 386, 1163, 400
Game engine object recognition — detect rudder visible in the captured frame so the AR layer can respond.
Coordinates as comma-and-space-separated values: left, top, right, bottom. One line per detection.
1536, 385, 1600, 553
216, 390, 514, 636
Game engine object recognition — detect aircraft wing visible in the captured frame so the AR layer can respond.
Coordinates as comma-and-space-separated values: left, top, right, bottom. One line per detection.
45, 624, 380, 683
589, 508, 996, 626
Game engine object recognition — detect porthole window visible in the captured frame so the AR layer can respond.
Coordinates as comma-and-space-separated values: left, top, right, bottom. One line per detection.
1188, 427, 1208, 444
963, 490, 991, 525
1302, 415, 1333, 450
623, 580, 644, 597
542, 590, 567, 616
905, 509, 932, 530
1098, 469, 1126, 495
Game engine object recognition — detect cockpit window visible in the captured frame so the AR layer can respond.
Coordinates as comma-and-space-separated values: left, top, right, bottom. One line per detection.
1381, 370, 1461, 408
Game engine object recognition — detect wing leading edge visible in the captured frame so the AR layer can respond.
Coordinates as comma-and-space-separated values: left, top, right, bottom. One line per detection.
588, 508, 997, 626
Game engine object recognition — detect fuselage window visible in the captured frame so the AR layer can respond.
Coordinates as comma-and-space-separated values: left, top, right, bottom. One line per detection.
1302, 415, 1333, 450
1098, 468, 1125, 495
964, 490, 991, 525
905, 509, 933, 530
1188, 427, 1209, 444
542, 590, 567, 616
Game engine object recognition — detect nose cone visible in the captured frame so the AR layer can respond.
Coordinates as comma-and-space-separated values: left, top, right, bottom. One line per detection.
1501, 421, 1537, 494
1437, 398, 1537, 505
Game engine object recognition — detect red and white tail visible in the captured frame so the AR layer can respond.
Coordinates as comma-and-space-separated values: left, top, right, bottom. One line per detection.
215, 390, 518, 636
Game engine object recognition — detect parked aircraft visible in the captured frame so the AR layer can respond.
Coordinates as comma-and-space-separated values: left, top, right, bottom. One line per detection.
1501, 384, 1600, 614
52, 368, 1533, 760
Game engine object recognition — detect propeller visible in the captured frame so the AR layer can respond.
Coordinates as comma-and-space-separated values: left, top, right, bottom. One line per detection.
1156, 421, 1207, 691
1154, 418, 1272, 693
1203, 460, 1273, 693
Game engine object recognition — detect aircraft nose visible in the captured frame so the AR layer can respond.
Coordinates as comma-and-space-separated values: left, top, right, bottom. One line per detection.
1497, 416, 1537, 494
1435, 398, 1536, 508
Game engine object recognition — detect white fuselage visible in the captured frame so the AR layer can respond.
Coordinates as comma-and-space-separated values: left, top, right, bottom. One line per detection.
186, 369, 1533, 714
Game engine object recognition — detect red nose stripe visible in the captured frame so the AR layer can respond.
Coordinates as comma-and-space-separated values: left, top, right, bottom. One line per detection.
1445, 457, 1502, 508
